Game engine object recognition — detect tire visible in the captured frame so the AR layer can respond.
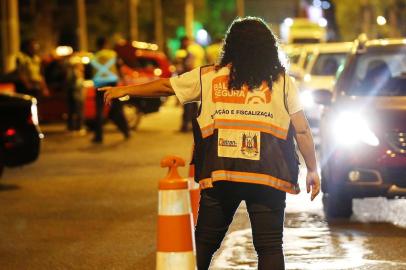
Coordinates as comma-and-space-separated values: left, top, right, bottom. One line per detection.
323, 188, 353, 218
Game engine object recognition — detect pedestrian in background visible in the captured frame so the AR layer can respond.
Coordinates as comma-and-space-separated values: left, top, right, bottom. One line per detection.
90, 37, 129, 143
15, 39, 49, 98
100, 17, 320, 270
205, 37, 223, 65
66, 55, 85, 134
174, 36, 205, 132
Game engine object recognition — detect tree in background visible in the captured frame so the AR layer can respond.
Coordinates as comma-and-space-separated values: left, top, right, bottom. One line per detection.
198, 0, 236, 40
333, 0, 405, 41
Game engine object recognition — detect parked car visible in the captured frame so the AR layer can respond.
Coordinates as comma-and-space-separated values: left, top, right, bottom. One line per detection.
316, 38, 406, 218
114, 41, 174, 129
40, 42, 173, 130
299, 42, 353, 126
0, 90, 42, 177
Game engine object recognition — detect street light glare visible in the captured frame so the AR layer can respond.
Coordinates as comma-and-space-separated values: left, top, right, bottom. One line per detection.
318, 18, 328, 27
377, 16, 387, 26
284, 18, 294, 27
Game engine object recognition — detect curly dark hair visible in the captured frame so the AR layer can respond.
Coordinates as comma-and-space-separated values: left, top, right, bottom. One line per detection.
218, 17, 286, 90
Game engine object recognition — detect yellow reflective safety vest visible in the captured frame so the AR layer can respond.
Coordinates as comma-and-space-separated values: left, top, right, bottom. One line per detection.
192, 66, 300, 194
90, 49, 119, 87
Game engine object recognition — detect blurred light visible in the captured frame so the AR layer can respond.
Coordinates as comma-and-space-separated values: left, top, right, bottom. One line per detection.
318, 18, 328, 27
313, 0, 322, 8
196, 29, 209, 46
278, 49, 289, 69
308, 5, 323, 22
150, 44, 159, 50
300, 91, 314, 107
304, 74, 312, 82
334, 112, 379, 146
321, 1, 331, 9
284, 18, 294, 27
30, 104, 39, 125
132, 41, 159, 51
55, 46, 73, 57
349, 171, 360, 182
119, 95, 130, 101
153, 68, 162, 76
169, 65, 176, 73
83, 80, 94, 88
5, 128, 16, 137
81, 56, 90, 64
377, 16, 387, 26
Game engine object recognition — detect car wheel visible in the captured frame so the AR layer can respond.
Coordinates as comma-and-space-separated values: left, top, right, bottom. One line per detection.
323, 188, 353, 218
123, 104, 143, 131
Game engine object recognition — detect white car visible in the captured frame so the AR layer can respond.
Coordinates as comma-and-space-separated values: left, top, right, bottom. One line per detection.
283, 43, 317, 82
299, 42, 354, 126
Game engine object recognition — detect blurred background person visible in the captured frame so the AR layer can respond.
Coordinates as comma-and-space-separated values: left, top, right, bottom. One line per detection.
15, 39, 49, 98
66, 55, 85, 134
175, 36, 205, 132
90, 37, 130, 143
205, 37, 223, 65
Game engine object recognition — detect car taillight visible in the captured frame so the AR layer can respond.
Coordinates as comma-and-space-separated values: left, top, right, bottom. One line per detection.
4, 128, 16, 149
5, 128, 16, 137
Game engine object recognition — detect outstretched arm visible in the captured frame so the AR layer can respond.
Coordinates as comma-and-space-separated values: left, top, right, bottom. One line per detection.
99, 78, 175, 105
290, 110, 320, 201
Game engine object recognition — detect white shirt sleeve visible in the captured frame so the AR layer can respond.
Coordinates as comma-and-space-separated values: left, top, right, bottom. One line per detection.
285, 75, 303, 115
169, 67, 201, 104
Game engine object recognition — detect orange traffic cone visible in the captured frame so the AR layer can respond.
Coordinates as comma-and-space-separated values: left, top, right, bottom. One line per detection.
156, 156, 196, 270
188, 163, 200, 225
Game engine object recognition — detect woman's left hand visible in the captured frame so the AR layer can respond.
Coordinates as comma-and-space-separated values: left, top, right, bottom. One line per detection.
98, 86, 127, 105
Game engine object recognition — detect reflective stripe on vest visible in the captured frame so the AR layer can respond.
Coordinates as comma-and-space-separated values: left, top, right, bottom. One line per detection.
192, 66, 300, 194
91, 57, 118, 86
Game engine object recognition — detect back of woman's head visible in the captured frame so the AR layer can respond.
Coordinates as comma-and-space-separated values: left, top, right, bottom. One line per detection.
219, 17, 285, 90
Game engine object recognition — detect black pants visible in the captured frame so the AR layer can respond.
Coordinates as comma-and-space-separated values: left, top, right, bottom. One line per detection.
94, 82, 129, 142
67, 95, 84, 131
195, 182, 286, 270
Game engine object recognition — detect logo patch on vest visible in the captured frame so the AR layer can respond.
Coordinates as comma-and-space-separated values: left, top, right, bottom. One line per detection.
218, 129, 260, 160
241, 133, 259, 158
212, 75, 272, 104
212, 76, 247, 104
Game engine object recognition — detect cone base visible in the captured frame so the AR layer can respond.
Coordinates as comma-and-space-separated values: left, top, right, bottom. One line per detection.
156, 251, 196, 270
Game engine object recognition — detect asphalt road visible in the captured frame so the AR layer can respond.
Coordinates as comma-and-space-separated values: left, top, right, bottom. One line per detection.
1, 101, 405, 269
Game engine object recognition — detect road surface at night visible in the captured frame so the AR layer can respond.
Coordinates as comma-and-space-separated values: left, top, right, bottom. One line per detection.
1, 100, 405, 269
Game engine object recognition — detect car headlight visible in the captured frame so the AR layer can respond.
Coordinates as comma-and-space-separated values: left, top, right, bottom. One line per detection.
300, 91, 314, 108
334, 112, 379, 146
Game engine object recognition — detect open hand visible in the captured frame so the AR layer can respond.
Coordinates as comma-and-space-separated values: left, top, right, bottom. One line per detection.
306, 170, 320, 201
98, 86, 127, 105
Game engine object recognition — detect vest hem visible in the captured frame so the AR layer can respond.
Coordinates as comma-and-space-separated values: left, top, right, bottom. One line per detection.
198, 170, 300, 194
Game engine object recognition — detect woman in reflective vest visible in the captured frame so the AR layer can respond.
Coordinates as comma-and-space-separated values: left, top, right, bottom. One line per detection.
100, 17, 320, 270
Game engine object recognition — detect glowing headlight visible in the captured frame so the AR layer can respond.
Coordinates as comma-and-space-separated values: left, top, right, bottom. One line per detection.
300, 91, 314, 107
334, 112, 379, 146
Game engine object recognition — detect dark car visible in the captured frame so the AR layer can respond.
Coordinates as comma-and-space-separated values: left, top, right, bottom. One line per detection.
0, 90, 42, 177
316, 38, 406, 218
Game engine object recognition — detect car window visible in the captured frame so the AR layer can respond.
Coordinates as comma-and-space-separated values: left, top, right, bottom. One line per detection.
347, 48, 406, 96
310, 53, 347, 76
288, 53, 300, 64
